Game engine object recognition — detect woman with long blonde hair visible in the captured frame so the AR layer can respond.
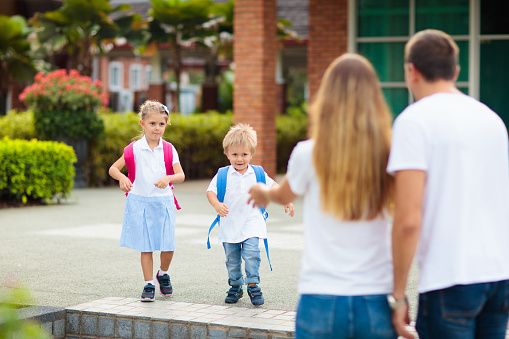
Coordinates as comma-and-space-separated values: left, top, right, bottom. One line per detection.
248, 53, 395, 339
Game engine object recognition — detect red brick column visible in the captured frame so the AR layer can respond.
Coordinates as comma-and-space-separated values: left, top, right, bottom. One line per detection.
308, 0, 348, 102
234, 0, 277, 176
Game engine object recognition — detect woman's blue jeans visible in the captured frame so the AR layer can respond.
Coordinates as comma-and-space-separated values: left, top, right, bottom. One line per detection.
223, 237, 261, 286
295, 294, 397, 339
416, 279, 509, 339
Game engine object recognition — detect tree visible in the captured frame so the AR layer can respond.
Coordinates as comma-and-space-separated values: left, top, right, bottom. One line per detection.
30, 0, 147, 77
146, 0, 214, 113
0, 15, 39, 115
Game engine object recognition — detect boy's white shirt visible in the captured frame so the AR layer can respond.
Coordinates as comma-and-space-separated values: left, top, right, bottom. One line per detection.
130, 135, 180, 198
207, 165, 275, 243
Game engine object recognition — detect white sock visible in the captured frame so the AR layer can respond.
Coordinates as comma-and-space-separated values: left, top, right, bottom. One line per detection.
145, 280, 154, 286
158, 270, 168, 276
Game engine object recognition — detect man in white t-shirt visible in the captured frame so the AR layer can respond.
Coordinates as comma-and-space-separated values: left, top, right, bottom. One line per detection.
387, 29, 509, 339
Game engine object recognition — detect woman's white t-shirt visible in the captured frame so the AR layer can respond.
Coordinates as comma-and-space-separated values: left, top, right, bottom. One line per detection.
130, 136, 180, 198
286, 140, 393, 296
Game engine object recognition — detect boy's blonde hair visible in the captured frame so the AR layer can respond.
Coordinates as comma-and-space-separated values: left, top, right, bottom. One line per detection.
311, 53, 393, 221
223, 123, 257, 154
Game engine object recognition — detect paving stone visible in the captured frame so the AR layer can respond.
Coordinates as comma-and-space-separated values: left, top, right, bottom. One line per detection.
171, 323, 188, 338
209, 328, 227, 339
228, 329, 248, 338
134, 320, 151, 339
98, 317, 115, 337
117, 317, 133, 339
248, 333, 267, 339
190, 325, 207, 339
53, 319, 65, 338
81, 314, 98, 336
152, 322, 170, 338
66, 313, 80, 334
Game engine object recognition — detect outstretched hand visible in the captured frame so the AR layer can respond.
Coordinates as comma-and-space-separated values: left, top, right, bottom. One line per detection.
284, 203, 295, 217
248, 183, 270, 208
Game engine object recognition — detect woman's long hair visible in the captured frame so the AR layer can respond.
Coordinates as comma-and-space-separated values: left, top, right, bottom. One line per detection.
311, 54, 393, 221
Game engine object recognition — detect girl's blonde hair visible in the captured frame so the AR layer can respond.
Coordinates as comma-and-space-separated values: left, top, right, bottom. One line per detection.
311, 53, 393, 221
139, 100, 169, 121
136, 100, 170, 140
223, 123, 257, 154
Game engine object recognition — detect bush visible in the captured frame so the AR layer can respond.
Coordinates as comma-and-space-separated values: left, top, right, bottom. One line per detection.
0, 137, 76, 204
0, 111, 308, 186
0, 110, 36, 140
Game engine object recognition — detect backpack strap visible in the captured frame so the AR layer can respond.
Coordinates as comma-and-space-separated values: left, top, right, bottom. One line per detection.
207, 166, 229, 249
162, 140, 181, 210
123, 142, 136, 197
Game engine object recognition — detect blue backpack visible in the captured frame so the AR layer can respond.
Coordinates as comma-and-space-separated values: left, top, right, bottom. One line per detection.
207, 165, 272, 271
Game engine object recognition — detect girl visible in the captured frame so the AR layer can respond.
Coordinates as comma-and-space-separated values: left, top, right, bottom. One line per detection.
248, 54, 396, 338
109, 100, 185, 302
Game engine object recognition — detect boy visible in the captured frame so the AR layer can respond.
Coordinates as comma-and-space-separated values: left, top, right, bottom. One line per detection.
207, 123, 294, 306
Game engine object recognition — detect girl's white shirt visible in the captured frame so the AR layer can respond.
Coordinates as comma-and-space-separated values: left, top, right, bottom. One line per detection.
207, 165, 275, 243
129, 135, 180, 198
286, 140, 393, 296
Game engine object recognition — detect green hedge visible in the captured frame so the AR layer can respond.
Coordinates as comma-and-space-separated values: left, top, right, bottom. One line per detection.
0, 111, 308, 186
0, 137, 76, 203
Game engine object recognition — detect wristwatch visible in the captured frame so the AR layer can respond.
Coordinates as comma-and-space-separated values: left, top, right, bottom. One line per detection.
387, 294, 408, 310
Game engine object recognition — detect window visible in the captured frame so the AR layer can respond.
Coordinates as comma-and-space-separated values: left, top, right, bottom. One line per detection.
129, 64, 142, 90
145, 65, 152, 89
353, 0, 469, 117
109, 62, 123, 92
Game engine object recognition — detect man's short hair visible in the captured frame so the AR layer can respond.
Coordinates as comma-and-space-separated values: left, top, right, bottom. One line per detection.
223, 123, 257, 154
405, 29, 459, 81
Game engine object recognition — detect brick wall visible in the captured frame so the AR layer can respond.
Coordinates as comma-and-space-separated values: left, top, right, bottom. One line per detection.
307, 0, 348, 103
233, 0, 277, 176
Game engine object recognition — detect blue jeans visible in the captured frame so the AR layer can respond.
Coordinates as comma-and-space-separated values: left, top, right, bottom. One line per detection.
295, 294, 397, 339
416, 280, 509, 339
223, 237, 261, 286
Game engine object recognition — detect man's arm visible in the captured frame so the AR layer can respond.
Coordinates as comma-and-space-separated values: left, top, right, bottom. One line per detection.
391, 170, 426, 339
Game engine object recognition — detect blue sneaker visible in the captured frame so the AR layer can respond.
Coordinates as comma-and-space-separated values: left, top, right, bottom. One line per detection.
225, 286, 243, 303
140, 284, 155, 302
247, 285, 264, 305
156, 270, 173, 296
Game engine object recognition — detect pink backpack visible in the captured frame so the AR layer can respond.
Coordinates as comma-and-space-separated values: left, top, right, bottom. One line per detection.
123, 140, 181, 210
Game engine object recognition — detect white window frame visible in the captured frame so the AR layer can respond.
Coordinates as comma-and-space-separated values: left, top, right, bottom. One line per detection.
129, 64, 143, 91
144, 65, 152, 89
109, 61, 124, 92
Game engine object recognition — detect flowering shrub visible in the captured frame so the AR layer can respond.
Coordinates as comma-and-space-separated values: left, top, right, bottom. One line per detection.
19, 69, 106, 140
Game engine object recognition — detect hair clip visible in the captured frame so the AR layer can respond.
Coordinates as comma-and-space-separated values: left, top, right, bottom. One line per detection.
162, 104, 169, 114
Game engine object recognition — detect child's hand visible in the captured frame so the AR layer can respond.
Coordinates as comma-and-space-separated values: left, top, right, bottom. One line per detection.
119, 176, 133, 193
248, 184, 270, 208
284, 203, 295, 217
154, 176, 172, 189
214, 203, 229, 217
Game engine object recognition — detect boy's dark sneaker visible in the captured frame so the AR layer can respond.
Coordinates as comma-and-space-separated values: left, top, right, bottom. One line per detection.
156, 270, 173, 296
225, 286, 243, 303
140, 284, 155, 302
247, 285, 264, 306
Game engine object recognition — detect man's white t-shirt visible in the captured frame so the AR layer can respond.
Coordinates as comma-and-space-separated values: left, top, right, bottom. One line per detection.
130, 136, 180, 197
387, 93, 509, 293
207, 165, 275, 243
286, 140, 393, 296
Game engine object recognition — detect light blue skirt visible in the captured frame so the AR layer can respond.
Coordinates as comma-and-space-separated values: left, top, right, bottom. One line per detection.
120, 193, 176, 252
